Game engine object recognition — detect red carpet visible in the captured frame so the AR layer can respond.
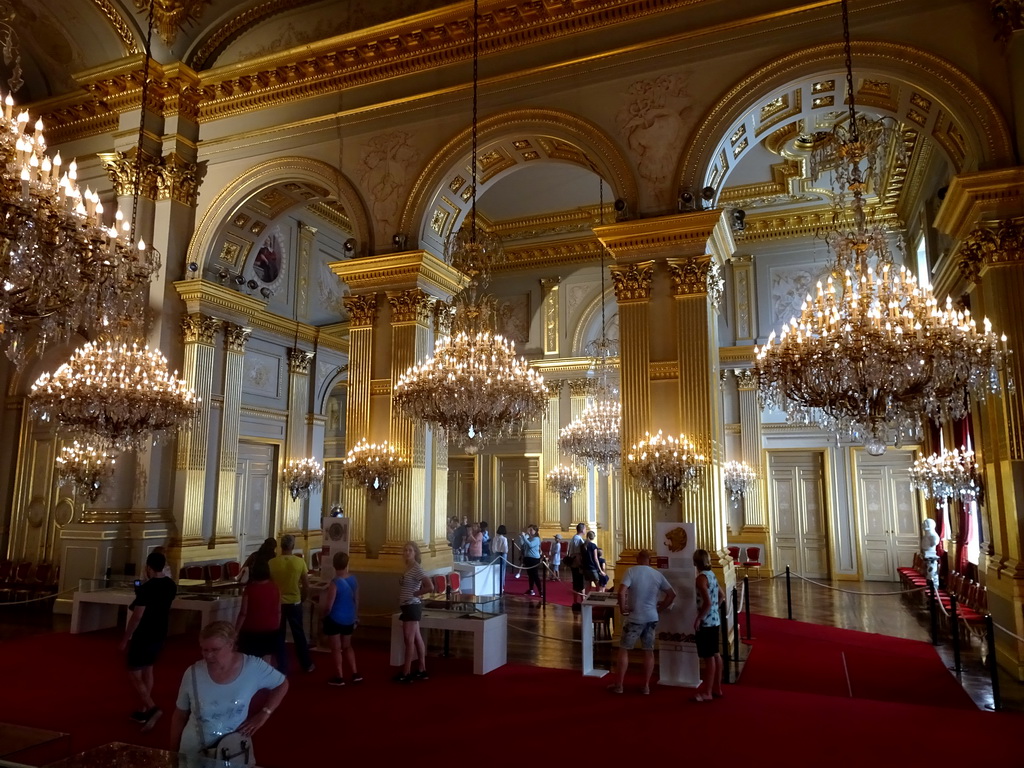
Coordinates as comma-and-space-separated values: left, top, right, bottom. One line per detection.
0, 619, 1020, 767
503, 564, 580, 606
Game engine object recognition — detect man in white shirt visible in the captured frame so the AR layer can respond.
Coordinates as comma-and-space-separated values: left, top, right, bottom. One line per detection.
609, 549, 675, 695
567, 522, 587, 612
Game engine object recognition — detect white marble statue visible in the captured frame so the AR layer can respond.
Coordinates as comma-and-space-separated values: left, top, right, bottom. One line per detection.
920, 518, 940, 591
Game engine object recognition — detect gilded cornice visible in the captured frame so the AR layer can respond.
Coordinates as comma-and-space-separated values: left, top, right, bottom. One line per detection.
308, 201, 353, 233
90, 0, 142, 54
597, 210, 732, 261
719, 345, 755, 367
331, 251, 467, 299
489, 204, 613, 242
387, 288, 435, 325
742, 205, 901, 242
181, 313, 221, 345
342, 294, 379, 328
172, 279, 346, 350
498, 238, 605, 272
958, 218, 1024, 283
610, 261, 655, 303
240, 404, 288, 422
719, 160, 803, 204
530, 356, 617, 375
933, 167, 1024, 244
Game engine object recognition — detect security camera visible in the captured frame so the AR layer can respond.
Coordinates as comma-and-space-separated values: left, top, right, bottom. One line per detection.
678, 190, 695, 212
260, 287, 274, 299
218, 269, 230, 283
246, 279, 258, 290
701, 186, 716, 207
392, 233, 407, 251
613, 199, 629, 221
187, 261, 199, 274
731, 209, 746, 232
343, 238, 356, 255
233, 274, 246, 286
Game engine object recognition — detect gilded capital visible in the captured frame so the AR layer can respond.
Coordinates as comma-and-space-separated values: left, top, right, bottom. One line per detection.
545, 379, 563, 397
610, 261, 655, 303
567, 379, 594, 397
343, 294, 379, 328
733, 368, 758, 390
387, 288, 435, 325
181, 313, 221, 345
288, 349, 315, 375
667, 256, 724, 309
434, 301, 456, 336
224, 324, 252, 353
98, 149, 161, 199
959, 219, 1024, 283
155, 152, 204, 206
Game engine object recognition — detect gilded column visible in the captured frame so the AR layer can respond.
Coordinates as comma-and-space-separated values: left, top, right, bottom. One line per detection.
610, 261, 655, 557
175, 313, 221, 544
541, 277, 561, 356
733, 369, 766, 531
214, 324, 251, 543
567, 379, 591, 528
385, 288, 434, 551
667, 256, 727, 558
431, 301, 453, 550
283, 349, 315, 534
539, 379, 563, 534
341, 295, 377, 553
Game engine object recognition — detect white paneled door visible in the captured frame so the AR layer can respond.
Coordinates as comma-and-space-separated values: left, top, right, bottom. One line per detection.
768, 451, 829, 579
495, 456, 540, 539
235, 442, 277, 558
855, 449, 921, 581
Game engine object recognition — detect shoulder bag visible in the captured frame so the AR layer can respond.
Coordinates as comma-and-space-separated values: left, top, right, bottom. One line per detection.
191, 665, 256, 767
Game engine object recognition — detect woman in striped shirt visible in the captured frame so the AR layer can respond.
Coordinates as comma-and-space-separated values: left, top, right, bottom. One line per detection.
395, 541, 432, 684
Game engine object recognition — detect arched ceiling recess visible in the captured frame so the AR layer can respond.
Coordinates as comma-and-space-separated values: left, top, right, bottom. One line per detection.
402, 109, 638, 262
189, 156, 372, 279
678, 42, 1014, 215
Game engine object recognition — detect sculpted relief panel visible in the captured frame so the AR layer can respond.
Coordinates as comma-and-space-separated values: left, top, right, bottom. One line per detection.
769, 264, 832, 335
359, 130, 421, 246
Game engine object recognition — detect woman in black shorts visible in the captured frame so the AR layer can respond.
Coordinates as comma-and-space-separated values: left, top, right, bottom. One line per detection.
395, 541, 432, 683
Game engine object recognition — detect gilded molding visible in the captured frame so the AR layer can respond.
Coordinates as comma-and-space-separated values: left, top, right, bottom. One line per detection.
133, 0, 211, 46
610, 261, 655, 303
540, 277, 560, 356
370, 379, 393, 396
190, 0, 311, 69
331, 251, 466, 298
667, 256, 724, 308
499, 239, 604, 272
387, 289, 435, 325
742, 206, 901, 242
343, 294, 379, 328
719, 345, 755, 367
224, 324, 252, 353
90, 0, 142, 54
959, 219, 1024, 282
181, 313, 221, 345
649, 361, 678, 380
288, 349, 315, 375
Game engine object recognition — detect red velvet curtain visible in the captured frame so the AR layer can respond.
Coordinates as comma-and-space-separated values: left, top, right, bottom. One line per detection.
952, 415, 974, 573
927, 421, 946, 555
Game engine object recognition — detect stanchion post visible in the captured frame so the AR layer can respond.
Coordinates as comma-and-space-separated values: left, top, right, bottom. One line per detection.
720, 610, 731, 685
743, 575, 752, 640
541, 557, 547, 607
985, 614, 1001, 712
950, 593, 962, 679
732, 586, 740, 670
785, 566, 792, 620
928, 583, 939, 646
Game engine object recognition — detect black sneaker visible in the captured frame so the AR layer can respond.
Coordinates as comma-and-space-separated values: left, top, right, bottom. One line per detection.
393, 673, 414, 684
413, 669, 429, 681
129, 710, 148, 723
350, 674, 364, 684
327, 677, 346, 686
141, 708, 162, 732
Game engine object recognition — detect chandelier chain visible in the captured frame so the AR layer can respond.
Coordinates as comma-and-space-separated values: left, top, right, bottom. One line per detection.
840, 0, 858, 144
470, 0, 479, 241
130, 0, 156, 248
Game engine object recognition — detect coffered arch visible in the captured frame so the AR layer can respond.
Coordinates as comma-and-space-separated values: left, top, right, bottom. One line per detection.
401, 108, 637, 256
677, 41, 1014, 204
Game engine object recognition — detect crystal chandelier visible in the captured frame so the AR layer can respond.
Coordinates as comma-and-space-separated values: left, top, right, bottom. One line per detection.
55, 441, 116, 503
344, 438, 408, 502
625, 430, 707, 505
723, 460, 757, 504
394, 0, 547, 454
909, 446, 981, 502
559, 180, 621, 474
545, 464, 583, 503
284, 458, 325, 501
27, 3, 197, 451
754, 0, 1011, 456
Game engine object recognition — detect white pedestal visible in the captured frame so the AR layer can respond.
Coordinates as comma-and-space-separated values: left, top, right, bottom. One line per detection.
453, 560, 500, 596
581, 594, 617, 677
389, 609, 507, 674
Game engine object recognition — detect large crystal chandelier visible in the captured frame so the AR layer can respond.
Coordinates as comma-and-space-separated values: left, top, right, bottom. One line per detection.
28, 2, 197, 451
559, 181, 622, 474
754, 0, 1011, 456
55, 441, 116, 503
344, 438, 408, 502
909, 446, 981, 502
284, 458, 325, 501
545, 464, 583, 503
625, 430, 707, 505
0, 21, 159, 366
723, 460, 757, 504
393, 0, 546, 454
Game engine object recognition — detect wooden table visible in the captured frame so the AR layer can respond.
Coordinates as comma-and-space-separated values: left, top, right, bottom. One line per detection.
390, 609, 507, 674
70, 589, 240, 634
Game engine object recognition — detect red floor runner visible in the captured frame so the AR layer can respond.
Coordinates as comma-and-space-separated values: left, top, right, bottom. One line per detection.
740, 614, 977, 709
503, 565, 578, 605
0, 619, 1019, 767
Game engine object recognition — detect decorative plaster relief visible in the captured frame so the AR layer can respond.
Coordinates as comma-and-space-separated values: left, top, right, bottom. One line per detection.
243, 351, 283, 398
360, 130, 421, 240
769, 263, 831, 334
496, 294, 531, 344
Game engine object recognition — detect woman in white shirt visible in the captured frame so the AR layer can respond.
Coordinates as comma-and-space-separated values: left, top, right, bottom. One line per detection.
491, 525, 509, 588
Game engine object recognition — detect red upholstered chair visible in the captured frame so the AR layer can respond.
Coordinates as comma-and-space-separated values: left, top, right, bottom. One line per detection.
447, 571, 461, 595
206, 564, 224, 583
742, 546, 762, 578
727, 545, 742, 564
432, 574, 447, 596
540, 541, 552, 558
0, 559, 13, 584
225, 561, 241, 579
184, 565, 203, 580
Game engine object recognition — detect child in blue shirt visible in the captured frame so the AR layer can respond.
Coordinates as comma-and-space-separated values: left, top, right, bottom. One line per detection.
321, 552, 361, 686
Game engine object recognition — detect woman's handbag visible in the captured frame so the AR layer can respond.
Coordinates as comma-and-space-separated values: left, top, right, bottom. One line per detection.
191, 667, 256, 767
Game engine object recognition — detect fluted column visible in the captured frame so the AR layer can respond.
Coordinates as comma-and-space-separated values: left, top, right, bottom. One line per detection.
567, 379, 591, 528
540, 379, 563, 534
667, 256, 726, 556
734, 369, 766, 530
283, 349, 315, 533
214, 324, 251, 542
384, 288, 433, 552
175, 313, 221, 544
341, 294, 377, 553
610, 261, 655, 555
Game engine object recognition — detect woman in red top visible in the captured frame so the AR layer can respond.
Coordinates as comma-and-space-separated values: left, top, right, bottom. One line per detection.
234, 559, 281, 665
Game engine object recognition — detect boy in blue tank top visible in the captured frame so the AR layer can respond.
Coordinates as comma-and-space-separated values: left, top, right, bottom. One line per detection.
321, 552, 361, 686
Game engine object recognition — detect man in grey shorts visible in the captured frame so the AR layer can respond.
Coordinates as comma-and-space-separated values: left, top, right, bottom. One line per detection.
609, 549, 675, 695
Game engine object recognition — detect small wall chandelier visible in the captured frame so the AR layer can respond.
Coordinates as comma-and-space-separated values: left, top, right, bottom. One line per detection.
754, 0, 1011, 456
625, 430, 707, 505
909, 446, 981, 502
284, 457, 325, 501
545, 464, 583, 503
55, 441, 116, 503
394, 0, 546, 453
723, 460, 757, 504
343, 438, 407, 502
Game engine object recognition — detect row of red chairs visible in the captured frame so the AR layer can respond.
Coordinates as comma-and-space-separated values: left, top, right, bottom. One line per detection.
727, 545, 763, 576
0, 560, 60, 602
898, 554, 987, 643
177, 561, 241, 583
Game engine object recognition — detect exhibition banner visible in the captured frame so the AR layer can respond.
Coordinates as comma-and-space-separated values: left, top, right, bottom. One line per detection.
654, 521, 700, 688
